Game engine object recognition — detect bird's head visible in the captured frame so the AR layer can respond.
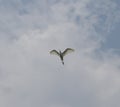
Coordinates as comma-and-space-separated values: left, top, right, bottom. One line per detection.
59, 50, 61, 54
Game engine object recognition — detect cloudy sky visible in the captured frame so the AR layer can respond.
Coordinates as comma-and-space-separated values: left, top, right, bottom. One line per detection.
0, 0, 120, 107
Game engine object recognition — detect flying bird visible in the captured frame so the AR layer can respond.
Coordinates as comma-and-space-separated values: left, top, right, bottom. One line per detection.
50, 48, 74, 65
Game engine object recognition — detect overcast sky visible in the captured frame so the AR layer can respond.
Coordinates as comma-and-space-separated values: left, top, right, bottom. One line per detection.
0, 0, 120, 107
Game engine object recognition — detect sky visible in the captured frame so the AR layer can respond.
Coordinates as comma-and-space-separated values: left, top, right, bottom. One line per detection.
0, 0, 120, 107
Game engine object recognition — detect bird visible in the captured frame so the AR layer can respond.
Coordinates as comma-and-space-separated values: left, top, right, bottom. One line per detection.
50, 48, 74, 65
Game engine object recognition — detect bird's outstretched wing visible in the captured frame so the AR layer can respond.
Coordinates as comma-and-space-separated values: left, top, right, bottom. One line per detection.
62, 48, 74, 56
50, 50, 60, 56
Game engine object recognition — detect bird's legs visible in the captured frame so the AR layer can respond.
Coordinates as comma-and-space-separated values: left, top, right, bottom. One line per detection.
62, 61, 64, 65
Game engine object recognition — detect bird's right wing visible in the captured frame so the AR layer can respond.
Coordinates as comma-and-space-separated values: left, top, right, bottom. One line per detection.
50, 50, 60, 56
62, 48, 74, 56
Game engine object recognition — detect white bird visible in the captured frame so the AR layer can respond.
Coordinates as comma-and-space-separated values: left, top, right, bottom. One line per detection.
50, 48, 74, 65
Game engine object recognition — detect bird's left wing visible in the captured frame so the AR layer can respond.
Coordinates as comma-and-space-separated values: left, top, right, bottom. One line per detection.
50, 50, 60, 56
62, 48, 74, 56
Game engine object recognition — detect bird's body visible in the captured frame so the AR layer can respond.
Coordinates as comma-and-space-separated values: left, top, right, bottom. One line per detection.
59, 50, 64, 65
50, 48, 74, 65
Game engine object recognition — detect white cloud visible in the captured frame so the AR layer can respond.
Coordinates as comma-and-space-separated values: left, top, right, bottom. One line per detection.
0, 0, 120, 107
